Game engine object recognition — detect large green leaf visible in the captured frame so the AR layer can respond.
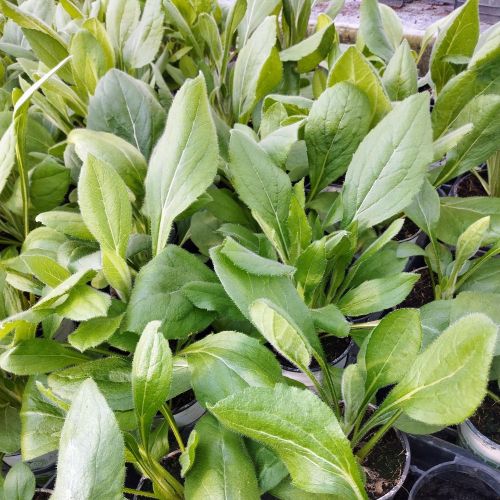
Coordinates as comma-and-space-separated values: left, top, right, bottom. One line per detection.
341, 93, 432, 229
48, 357, 132, 411
232, 16, 283, 123
360, 0, 394, 62
433, 94, 500, 185
405, 178, 440, 238
3, 461, 35, 500
460, 258, 500, 294
0, 404, 20, 454
0, 124, 15, 197
382, 40, 418, 101
185, 414, 261, 499
327, 46, 391, 125
305, 82, 371, 198
182, 330, 282, 406
88, 69, 166, 160
338, 273, 418, 317
51, 379, 125, 500
436, 196, 500, 245
0, 339, 87, 375
145, 74, 218, 256
122, 0, 164, 68
430, 0, 479, 93
132, 321, 172, 445
363, 309, 422, 392
126, 245, 217, 338
238, 0, 280, 47
105, 0, 140, 53
68, 128, 147, 201
20, 378, 65, 460
229, 130, 292, 259
381, 313, 497, 425
210, 385, 366, 498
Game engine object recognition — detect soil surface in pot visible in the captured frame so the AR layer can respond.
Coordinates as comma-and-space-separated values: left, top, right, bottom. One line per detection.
394, 219, 420, 241
399, 267, 434, 308
360, 429, 406, 499
454, 174, 487, 197
277, 335, 351, 371
412, 471, 498, 499
171, 389, 196, 413
470, 391, 500, 444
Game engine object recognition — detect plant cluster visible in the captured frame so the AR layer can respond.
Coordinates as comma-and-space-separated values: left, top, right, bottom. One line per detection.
0, 0, 499, 498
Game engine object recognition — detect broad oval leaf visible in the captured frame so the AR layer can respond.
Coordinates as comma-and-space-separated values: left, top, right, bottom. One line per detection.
145, 74, 218, 256
305, 82, 371, 198
382, 313, 497, 425
185, 414, 261, 499
88, 69, 166, 160
382, 40, 418, 101
360, 0, 395, 62
209, 384, 367, 498
341, 93, 432, 229
51, 379, 125, 500
132, 321, 172, 444
3, 461, 35, 500
182, 330, 282, 406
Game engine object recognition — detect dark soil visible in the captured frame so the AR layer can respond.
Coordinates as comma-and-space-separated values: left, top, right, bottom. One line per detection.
394, 218, 421, 242
453, 174, 487, 197
399, 267, 434, 308
360, 429, 406, 499
470, 391, 500, 444
277, 335, 351, 371
412, 472, 499, 499
171, 389, 196, 414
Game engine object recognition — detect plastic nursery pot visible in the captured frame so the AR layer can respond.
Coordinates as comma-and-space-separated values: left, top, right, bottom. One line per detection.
363, 429, 411, 500
171, 391, 205, 428
281, 338, 353, 390
450, 172, 488, 197
459, 419, 500, 469
3, 450, 57, 481
408, 461, 500, 499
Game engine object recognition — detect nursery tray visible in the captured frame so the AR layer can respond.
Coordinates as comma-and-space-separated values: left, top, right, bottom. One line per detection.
394, 433, 500, 498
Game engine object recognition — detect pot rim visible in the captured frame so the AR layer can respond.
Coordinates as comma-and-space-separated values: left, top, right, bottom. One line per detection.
408, 460, 500, 500
460, 418, 500, 450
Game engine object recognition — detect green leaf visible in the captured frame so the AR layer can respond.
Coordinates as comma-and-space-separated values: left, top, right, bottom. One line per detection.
436, 196, 500, 246
338, 273, 419, 317
360, 0, 395, 61
185, 414, 261, 499
364, 309, 422, 392
0, 125, 15, 197
327, 46, 391, 125
0, 404, 20, 454
305, 82, 371, 198
238, 0, 280, 47
430, 0, 479, 93
105, 0, 140, 53
342, 363, 366, 428
405, 178, 440, 237
36, 209, 94, 241
126, 245, 217, 338
460, 258, 500, 294
246, 440, 288, 494
295, 240, 327, 304
68, 128, 147, 201
382, 40, 418, 101
433, 95, 500, 185
341, 93, 432, 229
0, 339, 87, 375
382, 313, 497, 425
21, 255, 70, 287
55, 285, 111, 322
452, 216, 490, 275
183, 330, 282, 406
209, 384, 367, 498
88, 69, 166, 160
122, 0, 164, 68
179, 429, 198, 477
48, 357, 132, 411
311, 305, 350, 338
211, 241, 321, 354
51, 379, 125, 500
146, 74, 218, 256
280, 22, 336, 73
232, 16, 283, 122
20, 378, 65, 460
229, 130, 292, 258
132, 321, 172, 445
3, 461, 35, 500
78, 154, 131, 256
68, 300, 125, 352
250, 298, 312, 371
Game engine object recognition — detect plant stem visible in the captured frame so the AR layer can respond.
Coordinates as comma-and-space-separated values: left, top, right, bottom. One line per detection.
160, 404, 185, 453
123, 487, 161, 499
356, 409, 403, 462
487, 389, 500, 404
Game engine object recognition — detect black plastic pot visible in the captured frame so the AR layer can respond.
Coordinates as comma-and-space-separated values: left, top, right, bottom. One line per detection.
2, 450, 57, 483
409, 461, 500, 499
450, 172, 488, 198
459, 419, 500, 469
173, 398, 205, 428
